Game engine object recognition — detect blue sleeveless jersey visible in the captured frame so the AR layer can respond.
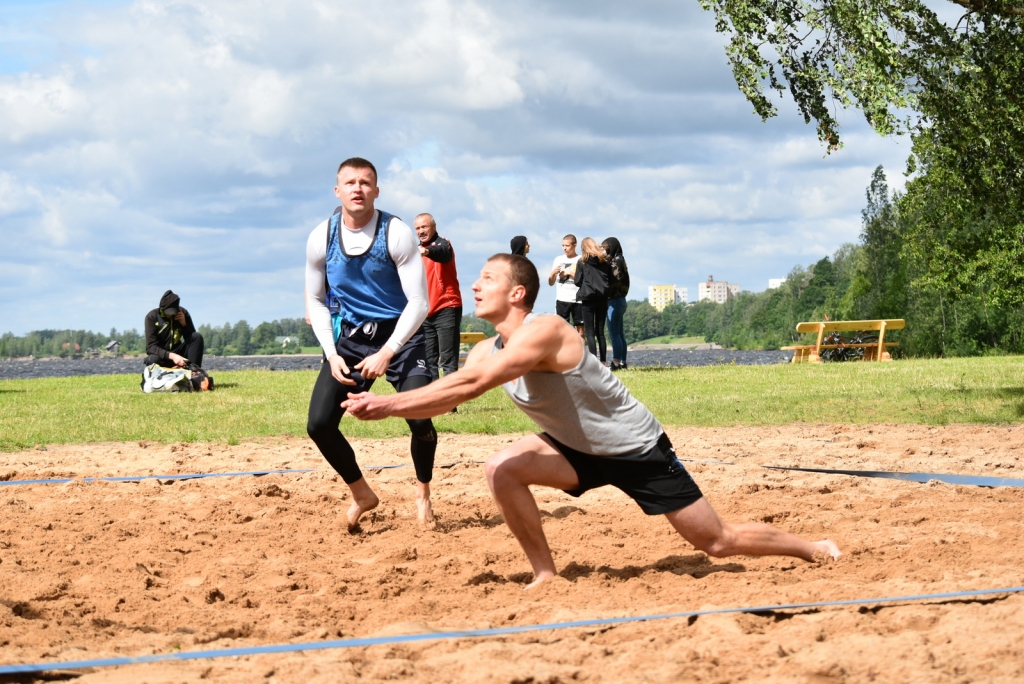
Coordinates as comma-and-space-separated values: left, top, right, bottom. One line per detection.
325, 211, 408, 340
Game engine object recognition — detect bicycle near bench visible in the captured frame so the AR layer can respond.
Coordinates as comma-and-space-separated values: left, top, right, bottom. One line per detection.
782, 319, 904, 363
818, 331, 881, 362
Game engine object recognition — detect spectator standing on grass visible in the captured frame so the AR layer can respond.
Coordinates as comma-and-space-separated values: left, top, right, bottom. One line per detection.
305, 157, 438, 530
549, 234, 584, 337
573, 238, 611, 364
602, 237, 630, 370
144, 290, 204, 368
414, 213, 462, 382
341, 254, 840, 588
510, 235, 529, 256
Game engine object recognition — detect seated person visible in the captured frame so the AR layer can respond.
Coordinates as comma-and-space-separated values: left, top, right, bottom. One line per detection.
144, 290, 204, 368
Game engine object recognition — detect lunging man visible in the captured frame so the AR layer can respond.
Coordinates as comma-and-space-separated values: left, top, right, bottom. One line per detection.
342, 254, 840, 586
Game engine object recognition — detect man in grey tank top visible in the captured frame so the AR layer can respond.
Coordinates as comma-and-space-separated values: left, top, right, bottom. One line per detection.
344, 254, 841, 588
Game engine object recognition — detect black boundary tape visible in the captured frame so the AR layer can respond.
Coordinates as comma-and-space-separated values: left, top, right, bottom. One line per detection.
2, 585, 1022, 675
0, 463, 461, 488
762, 465, 1024, 488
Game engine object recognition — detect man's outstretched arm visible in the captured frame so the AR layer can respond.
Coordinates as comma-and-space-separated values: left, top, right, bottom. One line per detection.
344, 318, 563, 420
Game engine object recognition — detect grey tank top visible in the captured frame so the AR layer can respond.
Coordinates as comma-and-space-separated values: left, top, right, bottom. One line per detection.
492, 314, 663, 456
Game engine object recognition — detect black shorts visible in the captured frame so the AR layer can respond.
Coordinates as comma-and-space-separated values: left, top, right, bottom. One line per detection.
544, 433, 703, 515
556, 301, 583, 326
335, 318, 430, 388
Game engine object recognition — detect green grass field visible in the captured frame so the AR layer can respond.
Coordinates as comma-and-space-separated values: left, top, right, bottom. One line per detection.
634, 335, 707, 345
1, 356, 1022, 450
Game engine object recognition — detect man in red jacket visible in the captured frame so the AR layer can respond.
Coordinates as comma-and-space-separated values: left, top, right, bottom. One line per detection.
414, 213, 463, 383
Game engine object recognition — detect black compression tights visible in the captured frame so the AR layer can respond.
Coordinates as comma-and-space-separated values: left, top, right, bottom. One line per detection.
306, 363, 436, 485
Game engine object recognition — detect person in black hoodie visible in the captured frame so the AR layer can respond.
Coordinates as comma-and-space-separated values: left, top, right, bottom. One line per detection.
144, 290, 204, 368
573, 237, 611, 363
602, 237, 630, 370
510, 235, 530, 256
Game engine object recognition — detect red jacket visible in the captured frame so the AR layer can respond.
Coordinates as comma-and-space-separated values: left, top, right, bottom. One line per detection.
420, 234, 462, 316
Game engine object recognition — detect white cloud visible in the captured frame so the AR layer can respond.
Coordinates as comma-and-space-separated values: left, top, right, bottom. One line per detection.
0, 0, 911, 333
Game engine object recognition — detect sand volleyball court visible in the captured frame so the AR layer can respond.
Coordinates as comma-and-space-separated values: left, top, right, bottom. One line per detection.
2, 424, 1023, 682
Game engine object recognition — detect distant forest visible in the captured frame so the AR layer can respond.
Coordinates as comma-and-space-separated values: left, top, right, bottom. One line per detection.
0, 315, 500, 359
621, 166, 1024, 356
0, 319, 319, 359
3, 167, 1021, 359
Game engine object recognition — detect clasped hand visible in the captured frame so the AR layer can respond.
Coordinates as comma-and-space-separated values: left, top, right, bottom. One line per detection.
328, 347, 396, 386
341, 392, 390, 420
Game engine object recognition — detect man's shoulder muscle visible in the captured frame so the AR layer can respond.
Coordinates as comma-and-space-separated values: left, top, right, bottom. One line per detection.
511, 315, 582, 372
463, 336, 497, 368
506, 316, 565, 352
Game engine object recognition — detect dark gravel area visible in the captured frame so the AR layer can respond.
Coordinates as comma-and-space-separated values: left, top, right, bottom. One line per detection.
0, 355, 324, 380
624, 349, 792, 367
0, 350, 792, 380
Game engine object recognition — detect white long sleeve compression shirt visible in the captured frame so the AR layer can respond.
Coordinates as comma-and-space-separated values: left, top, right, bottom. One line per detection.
305, 210, 429, 358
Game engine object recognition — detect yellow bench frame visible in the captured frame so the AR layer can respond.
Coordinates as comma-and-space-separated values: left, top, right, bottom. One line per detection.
781, 319, 904, 363
457, 332, 487, 367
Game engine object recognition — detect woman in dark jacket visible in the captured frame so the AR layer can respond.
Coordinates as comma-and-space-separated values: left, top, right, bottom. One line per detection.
572, 237, 611, 363
602, 237, 630, 370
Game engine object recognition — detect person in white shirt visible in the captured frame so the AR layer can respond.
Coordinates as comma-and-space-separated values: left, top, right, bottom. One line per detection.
548, 234, 583, 336
305, 157, 437, 530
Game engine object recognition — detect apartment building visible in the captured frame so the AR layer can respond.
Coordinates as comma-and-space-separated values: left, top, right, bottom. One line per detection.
647, 285, 689, 312
697, 275, 739, 304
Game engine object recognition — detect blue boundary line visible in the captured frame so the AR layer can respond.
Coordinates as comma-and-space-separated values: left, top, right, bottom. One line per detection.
681, 458, 736, 466
2, 585, 1021, 675
763, 465, 1024, 488
4, 456, 1018, 491
0, 469, 314, 486
0, 462, 456, 487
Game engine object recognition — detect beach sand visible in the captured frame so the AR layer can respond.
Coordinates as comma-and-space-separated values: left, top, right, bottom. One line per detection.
2, 424, 1023, 682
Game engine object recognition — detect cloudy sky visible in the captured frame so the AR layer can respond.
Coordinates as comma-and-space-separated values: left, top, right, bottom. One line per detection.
0, 0, 912, 336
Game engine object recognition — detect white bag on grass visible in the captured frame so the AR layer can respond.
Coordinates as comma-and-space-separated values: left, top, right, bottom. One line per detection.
141, 364, 192, 393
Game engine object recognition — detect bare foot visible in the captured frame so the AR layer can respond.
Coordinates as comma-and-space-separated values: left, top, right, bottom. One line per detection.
524, 571, 557, 590
415, 481, 435, 530
811, 539, 841, 562
347, 492, 379, 531
417, 496, 436, 530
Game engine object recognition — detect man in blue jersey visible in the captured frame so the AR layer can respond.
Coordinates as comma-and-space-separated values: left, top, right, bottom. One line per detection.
342, 255, 840, 587
305, 157, 437, 530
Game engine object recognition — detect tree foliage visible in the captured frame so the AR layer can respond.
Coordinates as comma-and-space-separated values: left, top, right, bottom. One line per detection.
460, 314, 496, 338
619, 167, 1024, 356
901, 17, 1024, 307
0, 318, 318, 359
700, 0, 1022, 147
0, 328, 144, 358
702, 0, 1024, 307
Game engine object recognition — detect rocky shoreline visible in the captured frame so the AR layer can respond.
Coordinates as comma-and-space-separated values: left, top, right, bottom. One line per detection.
0, 355, 324, 380
0, 349, 793, 380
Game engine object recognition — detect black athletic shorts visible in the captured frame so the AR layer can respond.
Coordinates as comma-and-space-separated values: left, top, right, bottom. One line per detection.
556, 300, 583, 326
544, 432, 704, 515
335, 318, 430, 388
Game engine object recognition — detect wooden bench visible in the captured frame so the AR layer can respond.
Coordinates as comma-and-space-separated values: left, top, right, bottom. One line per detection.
458, 332, 487, 367
782, 319, 904, 363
